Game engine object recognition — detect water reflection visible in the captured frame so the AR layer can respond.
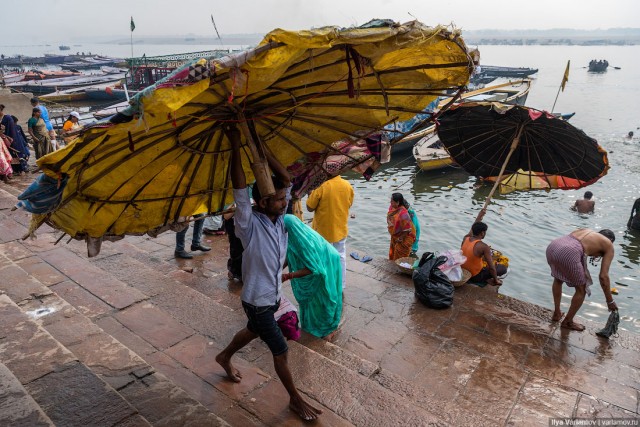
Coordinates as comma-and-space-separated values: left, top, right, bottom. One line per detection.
620, 229, 640, 266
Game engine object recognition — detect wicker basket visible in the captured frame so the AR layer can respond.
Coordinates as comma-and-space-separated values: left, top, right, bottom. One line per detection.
395, 257, 417, 275
452, 268, 472, 287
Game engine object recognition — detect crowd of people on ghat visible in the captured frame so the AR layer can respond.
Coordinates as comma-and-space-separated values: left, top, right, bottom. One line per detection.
0, 98, 83, 182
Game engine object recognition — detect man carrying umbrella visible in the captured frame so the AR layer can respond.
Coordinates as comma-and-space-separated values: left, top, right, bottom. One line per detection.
215, 125, 322, 421
546, 228, 617, 331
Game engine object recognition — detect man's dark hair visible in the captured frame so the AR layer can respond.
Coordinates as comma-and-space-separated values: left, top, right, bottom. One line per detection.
584, 191, 593, 199
30, 97, 39, 104
599, 229, 615, 243
252, 176, 287, 202
471, 221, 488, 236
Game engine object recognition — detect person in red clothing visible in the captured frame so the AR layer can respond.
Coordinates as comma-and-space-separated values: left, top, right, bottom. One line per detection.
460, 221, 505, 286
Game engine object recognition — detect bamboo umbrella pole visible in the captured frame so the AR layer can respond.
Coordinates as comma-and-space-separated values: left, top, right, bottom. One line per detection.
475, 126, 524, 222
235, 110, 276, 197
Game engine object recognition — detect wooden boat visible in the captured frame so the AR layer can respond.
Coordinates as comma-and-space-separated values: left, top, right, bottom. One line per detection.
413, 130, 455, 171
23, 69, 83, 81
391, 79, 532, 154
470, 65, 537, 86
1, 72, 26, 84
7, 72, 125, 95
41, 85, 92, 102
60, 56, 124, 69
85, 86, 137, 101
588, 60, 608, 72
551, 112, 575, 121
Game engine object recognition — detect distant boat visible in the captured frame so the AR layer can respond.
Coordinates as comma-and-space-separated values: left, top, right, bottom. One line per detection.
588, 60, 608, 72
59, 45, 71, 51
470, 65, 538, 86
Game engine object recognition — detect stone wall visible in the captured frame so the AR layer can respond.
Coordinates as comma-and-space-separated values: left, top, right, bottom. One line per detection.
0, 89, 34, 126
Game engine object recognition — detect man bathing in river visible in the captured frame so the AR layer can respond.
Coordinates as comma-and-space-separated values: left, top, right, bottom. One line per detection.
571, 191, 595, 214
546, 228, 618, 331
215, 125, 321, 421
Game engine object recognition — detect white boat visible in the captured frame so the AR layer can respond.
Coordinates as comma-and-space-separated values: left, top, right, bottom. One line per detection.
412, 130, 455, 171
1, 72, 25, 84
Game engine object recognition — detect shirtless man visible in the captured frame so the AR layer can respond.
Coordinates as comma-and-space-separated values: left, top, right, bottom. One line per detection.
571, 191, 595, 214
215, 125, 321, 421
546, 228, 618, 331
460, 221, 505, 286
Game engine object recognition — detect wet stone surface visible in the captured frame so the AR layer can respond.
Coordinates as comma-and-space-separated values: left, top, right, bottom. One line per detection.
0, 175, 639, 425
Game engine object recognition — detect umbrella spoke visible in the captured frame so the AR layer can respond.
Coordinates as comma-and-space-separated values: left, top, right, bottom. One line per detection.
206, 131, 225, 214
164, 125, 219, 224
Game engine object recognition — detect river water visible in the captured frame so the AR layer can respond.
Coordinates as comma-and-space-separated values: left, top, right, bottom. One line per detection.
346, 45, 640, 332
5, 42, 638, 331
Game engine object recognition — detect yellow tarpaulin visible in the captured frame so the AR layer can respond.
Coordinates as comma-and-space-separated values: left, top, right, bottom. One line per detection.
37, 20, 474, 240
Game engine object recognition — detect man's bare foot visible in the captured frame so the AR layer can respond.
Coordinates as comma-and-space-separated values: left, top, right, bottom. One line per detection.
215, 353, 242, 382
551, 311, 565, 322
561, 320, 585, 331
289, 396, 322, 421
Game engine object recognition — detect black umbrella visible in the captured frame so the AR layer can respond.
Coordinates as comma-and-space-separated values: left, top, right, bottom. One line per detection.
436, 102, 609, 219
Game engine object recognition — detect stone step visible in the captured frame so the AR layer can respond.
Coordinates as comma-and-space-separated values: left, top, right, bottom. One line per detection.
0, 249, 230, 426
85, 237, 640, 424
64, 241, 453, 425
0, 293, 146, 427
0, 362, 54, 427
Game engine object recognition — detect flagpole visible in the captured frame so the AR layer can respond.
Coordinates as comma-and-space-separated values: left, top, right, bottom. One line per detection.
211, 13, 225, 50
130, 16, 135, 63
551, 60, 570, 112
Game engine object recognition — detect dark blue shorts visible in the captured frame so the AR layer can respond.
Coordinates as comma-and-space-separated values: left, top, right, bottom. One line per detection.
242, 300, 288, 356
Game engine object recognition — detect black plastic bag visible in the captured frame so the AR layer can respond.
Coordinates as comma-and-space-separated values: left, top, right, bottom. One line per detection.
413, 253, 454, 308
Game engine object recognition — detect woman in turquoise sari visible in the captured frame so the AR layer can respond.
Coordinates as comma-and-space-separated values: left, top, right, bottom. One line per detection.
282, 214, 343, 338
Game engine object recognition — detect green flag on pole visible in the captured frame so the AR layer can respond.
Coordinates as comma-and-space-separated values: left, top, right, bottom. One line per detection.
130, 16, 135, 32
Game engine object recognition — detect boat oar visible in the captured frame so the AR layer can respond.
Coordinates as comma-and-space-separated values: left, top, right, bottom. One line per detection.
581, 66, 621, 69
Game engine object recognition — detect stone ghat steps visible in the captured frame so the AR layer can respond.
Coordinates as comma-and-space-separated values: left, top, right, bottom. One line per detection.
44, 238, 451, 425
83, 233, 640, 424
0, 251, 229, 427
2, 175, 640, 425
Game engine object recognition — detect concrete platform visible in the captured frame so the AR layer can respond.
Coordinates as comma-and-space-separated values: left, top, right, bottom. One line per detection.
0, 173, 638, 426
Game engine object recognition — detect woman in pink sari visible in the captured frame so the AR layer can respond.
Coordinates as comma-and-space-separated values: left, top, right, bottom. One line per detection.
0, 125, 14, 181
387, 193, 416, 260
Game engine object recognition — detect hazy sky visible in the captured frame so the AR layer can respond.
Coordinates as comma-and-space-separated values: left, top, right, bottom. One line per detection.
12, 0, 639, 42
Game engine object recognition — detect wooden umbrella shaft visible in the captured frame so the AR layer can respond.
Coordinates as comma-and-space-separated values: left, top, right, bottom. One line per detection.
475, 126, 523, 222
235, 111, 276, 198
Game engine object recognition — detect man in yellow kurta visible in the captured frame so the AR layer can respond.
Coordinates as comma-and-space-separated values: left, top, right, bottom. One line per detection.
306, 175, 354, 289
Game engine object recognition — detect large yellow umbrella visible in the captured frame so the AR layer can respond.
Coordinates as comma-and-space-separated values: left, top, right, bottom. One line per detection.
33, 19, 474, 247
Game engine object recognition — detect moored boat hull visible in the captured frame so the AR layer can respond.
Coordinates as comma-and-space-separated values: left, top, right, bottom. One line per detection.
416, 155, 455, 171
